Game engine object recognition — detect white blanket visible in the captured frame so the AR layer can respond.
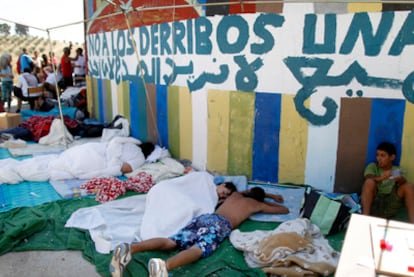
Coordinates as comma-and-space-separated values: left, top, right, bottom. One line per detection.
140, 171, 218, 240
65, 194, 147, 253
65, 171, 219, 253
0, 137, 144, 184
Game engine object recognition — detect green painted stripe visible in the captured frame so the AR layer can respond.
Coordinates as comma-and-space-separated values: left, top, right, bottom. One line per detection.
401, 101, 414, 183
146, 84, 158, 143
122, 81, 130, 123
228, 91, 254, 179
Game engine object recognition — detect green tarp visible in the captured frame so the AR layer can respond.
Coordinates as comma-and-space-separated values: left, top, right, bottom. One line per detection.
1, 195, 293, 277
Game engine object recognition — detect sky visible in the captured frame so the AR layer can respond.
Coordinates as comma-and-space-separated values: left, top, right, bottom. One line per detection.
0, 0, 85, 43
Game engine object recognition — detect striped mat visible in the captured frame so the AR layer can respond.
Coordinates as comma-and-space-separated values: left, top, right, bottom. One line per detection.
0, 181, 62, 213
0, 147, 62, 213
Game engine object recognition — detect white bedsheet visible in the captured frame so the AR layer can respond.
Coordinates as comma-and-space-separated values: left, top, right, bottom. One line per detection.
65, 171, 219, 254
0, 136, 144, 184
140, 171, 218, 240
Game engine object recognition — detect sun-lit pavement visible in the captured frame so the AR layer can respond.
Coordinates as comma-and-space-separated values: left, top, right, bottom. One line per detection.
0, 251, 101, 277
0, 97, 102, 277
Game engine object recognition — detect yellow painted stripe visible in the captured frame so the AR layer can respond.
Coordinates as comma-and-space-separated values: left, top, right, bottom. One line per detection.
228, 91, 254, 178
168, 86, 180, 158
91, 77, 99, 120
86, 76, 94, 118
348, 3, 382, 12
401, 101, 414, 183
105, 79, 113, 121
207, 90, 230, 174
118, 81, 130, 122
116, 81, 125, 116
278, 94, 308, 184
178, 86, 193, 161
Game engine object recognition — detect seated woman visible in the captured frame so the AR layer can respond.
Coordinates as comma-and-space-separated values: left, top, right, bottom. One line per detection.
13, 67, 48, 112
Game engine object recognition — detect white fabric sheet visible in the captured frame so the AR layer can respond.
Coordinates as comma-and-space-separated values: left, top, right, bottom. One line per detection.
140, 171, 218, 240
65, 194, 147, 253
0, 136, 144, 184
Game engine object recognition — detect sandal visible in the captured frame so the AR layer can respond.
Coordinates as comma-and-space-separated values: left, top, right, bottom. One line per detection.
109, 243, 132, 277
148, 258, 168, 277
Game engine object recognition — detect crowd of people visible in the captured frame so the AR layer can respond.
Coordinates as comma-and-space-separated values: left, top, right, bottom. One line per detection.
0, 43, 86, 113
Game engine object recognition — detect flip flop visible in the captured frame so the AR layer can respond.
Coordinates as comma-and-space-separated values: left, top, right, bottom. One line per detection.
109, 243, 132, 277
148, 258, 169, 277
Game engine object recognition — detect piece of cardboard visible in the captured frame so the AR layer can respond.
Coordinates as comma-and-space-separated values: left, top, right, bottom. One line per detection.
0, 113, 22, 130
370, 223, 414, 277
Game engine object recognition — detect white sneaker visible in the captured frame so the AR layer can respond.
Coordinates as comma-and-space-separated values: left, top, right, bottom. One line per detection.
148, 258, 168, 277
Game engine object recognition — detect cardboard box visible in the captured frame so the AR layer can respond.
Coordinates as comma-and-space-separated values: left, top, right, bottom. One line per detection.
0, 113, 22, 130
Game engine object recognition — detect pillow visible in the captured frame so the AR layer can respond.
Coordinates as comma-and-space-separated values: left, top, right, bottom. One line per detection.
213, 175, 247, 192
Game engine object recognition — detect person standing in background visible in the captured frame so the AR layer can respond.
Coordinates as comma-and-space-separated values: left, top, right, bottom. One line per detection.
19, 48, 34, 74
73, 47, 86, 86
60, 46, 75, 89
0, 53, 14, 112
49, 51, 58, 67
32, 50, 42, 69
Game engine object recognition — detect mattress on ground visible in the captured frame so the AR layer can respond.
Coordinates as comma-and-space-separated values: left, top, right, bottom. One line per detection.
0, 181, 61, 213
247, 183, 306, 222
49, 179, 89, 199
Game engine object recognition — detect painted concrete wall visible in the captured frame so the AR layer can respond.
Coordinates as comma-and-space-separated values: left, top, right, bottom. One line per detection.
84, 1, 414, 193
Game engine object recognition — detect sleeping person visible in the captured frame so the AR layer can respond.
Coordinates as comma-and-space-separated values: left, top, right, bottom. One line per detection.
0, 137, 156, 184
65, 171, 237, 254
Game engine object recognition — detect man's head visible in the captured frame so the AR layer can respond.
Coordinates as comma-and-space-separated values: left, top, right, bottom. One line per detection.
216, 182, 237, 201
63, 47, 70, 55
139, 142, 155, 159
376, 142, 396, 169
242, 187, 265, 202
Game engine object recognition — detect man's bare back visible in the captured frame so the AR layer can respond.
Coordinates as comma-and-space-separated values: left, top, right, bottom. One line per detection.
215, 191, 289, 229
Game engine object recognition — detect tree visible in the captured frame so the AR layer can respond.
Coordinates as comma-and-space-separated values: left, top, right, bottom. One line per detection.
0, 23, 10, 35
15, 23, 29, 36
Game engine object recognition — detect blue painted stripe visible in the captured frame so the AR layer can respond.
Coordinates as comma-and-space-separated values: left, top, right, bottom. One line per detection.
137, 79, 148, 140
129, 81, 139, 138
252, 92, 281, 182
156, 85, 169, 148
129, 80, 148, 140
88, 0, 94, 18
366, 98, 405, 165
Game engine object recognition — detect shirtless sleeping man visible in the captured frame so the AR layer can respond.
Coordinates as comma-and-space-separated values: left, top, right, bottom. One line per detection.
109, 186, 289, 277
